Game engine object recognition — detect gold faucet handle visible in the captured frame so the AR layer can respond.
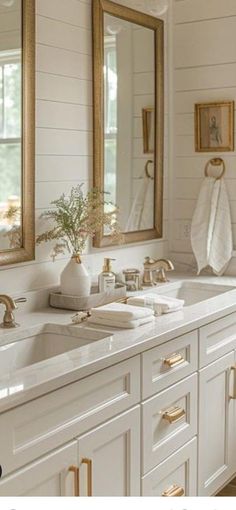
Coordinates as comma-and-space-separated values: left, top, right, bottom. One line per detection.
14, 297, 27, 309
14, 297, 27, 304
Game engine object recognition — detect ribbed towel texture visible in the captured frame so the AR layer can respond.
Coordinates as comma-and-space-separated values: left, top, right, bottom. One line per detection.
87, 315, 154, 329
88, 302, 154, 329
191, 177, 233, 275
127, 294, 184, 314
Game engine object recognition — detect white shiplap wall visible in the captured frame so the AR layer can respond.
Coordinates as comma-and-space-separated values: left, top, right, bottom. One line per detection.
170, 0, 236, 271
0, 0, 169, 294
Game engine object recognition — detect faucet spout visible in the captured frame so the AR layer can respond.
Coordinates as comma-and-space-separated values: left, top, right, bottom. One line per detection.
0, 295, 26, 328
0, 295, 17, 312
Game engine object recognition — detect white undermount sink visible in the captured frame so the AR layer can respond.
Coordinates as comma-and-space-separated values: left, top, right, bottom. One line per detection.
0, 324, 111, 377
145, 280, 236, 306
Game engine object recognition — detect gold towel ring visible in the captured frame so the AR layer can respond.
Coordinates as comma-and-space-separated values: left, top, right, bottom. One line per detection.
204, 157, 226, 180
145, 160, 154, 180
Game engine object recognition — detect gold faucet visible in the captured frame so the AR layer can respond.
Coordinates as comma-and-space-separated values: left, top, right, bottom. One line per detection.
0, 295, 26, 328
143, 257, 175, 286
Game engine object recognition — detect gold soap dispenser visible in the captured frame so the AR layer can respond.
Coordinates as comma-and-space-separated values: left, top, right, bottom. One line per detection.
98, 258, 116, 292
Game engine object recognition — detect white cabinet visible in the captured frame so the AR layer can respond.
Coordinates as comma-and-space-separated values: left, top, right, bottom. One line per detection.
0, 407, 141, 497
78, 406, 140, 496
142, 373, 197, 473
198, 351, 236, 496
0, 442, 78, 496
142, 438, 197, 496
2, 313, 236, 498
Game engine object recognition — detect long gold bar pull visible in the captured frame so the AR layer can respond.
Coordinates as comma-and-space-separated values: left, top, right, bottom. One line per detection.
162, 406, 186, 424
82, 458, 92, 496
164, 353, 185, 368
69, 465, 79, 496
230, 366, 236, 399
162, 484, 185, 497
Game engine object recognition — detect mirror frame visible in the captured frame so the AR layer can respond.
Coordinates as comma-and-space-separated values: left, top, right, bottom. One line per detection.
0, 0, 35, 266
92, 0, 164, 247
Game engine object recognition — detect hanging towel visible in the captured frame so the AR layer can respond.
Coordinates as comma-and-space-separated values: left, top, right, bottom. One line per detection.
125, 171, 154, 231
191, 177, 233, 275
127, 294, 185, 314
90, 302, 154, 322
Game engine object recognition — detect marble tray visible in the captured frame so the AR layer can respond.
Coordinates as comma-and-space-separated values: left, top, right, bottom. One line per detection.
49, 284, 127, 311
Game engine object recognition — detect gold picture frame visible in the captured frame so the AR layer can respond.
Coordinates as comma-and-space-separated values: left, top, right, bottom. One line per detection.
195, 101, 234, 152
0, 0, 35, 266
142, 107, 155, 154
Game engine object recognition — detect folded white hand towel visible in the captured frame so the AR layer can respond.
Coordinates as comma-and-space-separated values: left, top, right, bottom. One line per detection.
191, 177, 233, 275
87, 315, 154, 329
127, 294, 184, 314
90, 302, 154, 321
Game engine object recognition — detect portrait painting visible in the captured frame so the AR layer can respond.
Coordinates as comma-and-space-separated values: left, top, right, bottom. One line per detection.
195, 101, 234, 152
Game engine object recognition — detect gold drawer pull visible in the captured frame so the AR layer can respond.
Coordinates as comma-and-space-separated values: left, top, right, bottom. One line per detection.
162, 484, 185, 497
230, 366, 236, 399
164, 353, 185, 368
69, 465, 79, 496
82, 458, 92, 496
162, 406, 186, 424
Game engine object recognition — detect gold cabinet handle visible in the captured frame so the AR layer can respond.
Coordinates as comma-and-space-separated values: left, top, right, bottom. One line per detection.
82, 458, 92, 496
68, 465, 79, 496
164, 353, 185, 368
230, 366, 236, 399
162, 484, 185, 497
162, 406, 186, 424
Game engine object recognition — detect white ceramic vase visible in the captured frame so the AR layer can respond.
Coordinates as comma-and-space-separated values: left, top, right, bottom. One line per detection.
60, 255, 91, 297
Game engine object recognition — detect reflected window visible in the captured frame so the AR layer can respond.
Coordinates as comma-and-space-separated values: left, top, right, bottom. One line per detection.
104, 36, 117, 205
0, 49, 21, 220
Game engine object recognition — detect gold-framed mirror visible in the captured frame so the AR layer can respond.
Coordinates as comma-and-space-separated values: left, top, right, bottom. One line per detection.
93, 0, 164, 247
0, 0, 35, 266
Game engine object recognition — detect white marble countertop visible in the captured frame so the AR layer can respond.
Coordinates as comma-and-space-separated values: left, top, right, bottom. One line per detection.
1, 272, 236, 414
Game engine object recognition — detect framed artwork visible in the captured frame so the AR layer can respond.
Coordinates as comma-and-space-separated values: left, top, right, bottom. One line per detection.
195, 101, 234, 152
142, 107, 155, 153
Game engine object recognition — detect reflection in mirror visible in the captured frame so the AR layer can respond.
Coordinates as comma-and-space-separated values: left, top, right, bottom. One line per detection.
104, 14, 155, 232
93, 0, 164, 247
0, 0, 22, 250
0, 0, 35, 265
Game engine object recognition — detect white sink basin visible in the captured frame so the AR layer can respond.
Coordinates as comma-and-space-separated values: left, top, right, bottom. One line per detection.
0, 324, 111, 377
145, 281, 235, 306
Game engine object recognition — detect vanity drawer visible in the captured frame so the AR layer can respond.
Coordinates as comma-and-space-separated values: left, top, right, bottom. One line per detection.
142, 438, 197, 496
0, 356, 140, 477
142, 373, 197, 474
142, 331, 198, 399
199, 312, 236, 368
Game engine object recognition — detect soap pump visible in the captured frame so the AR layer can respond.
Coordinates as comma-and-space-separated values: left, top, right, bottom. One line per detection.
98, 258, 116, 292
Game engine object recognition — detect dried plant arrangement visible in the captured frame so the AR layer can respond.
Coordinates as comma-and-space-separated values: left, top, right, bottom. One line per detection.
36, 184, 122, 259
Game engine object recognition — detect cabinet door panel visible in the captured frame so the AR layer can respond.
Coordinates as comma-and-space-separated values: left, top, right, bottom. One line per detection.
142, 331, 198, 398
142, 438, 197, 496
78, 406, 140, 496
198, 351, 235, 496
0, 442, 77, 497
0, 356, 140, 477
142, 373, 197, 474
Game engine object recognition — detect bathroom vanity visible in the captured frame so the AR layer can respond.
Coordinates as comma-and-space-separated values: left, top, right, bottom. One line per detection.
0, 275, 236, 496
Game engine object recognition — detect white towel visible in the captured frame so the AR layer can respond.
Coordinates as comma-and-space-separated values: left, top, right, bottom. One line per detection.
191, 177, 233, 275
127, 294, 184, 314
125, 171, 154, 231
90, 302, 154, 321
87, 315, 154, 329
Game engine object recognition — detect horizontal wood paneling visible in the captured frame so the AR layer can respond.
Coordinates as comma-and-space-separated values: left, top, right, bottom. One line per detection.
171, 0, 236, 261
0, 0, 169, 293
174, 0, 236, 24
